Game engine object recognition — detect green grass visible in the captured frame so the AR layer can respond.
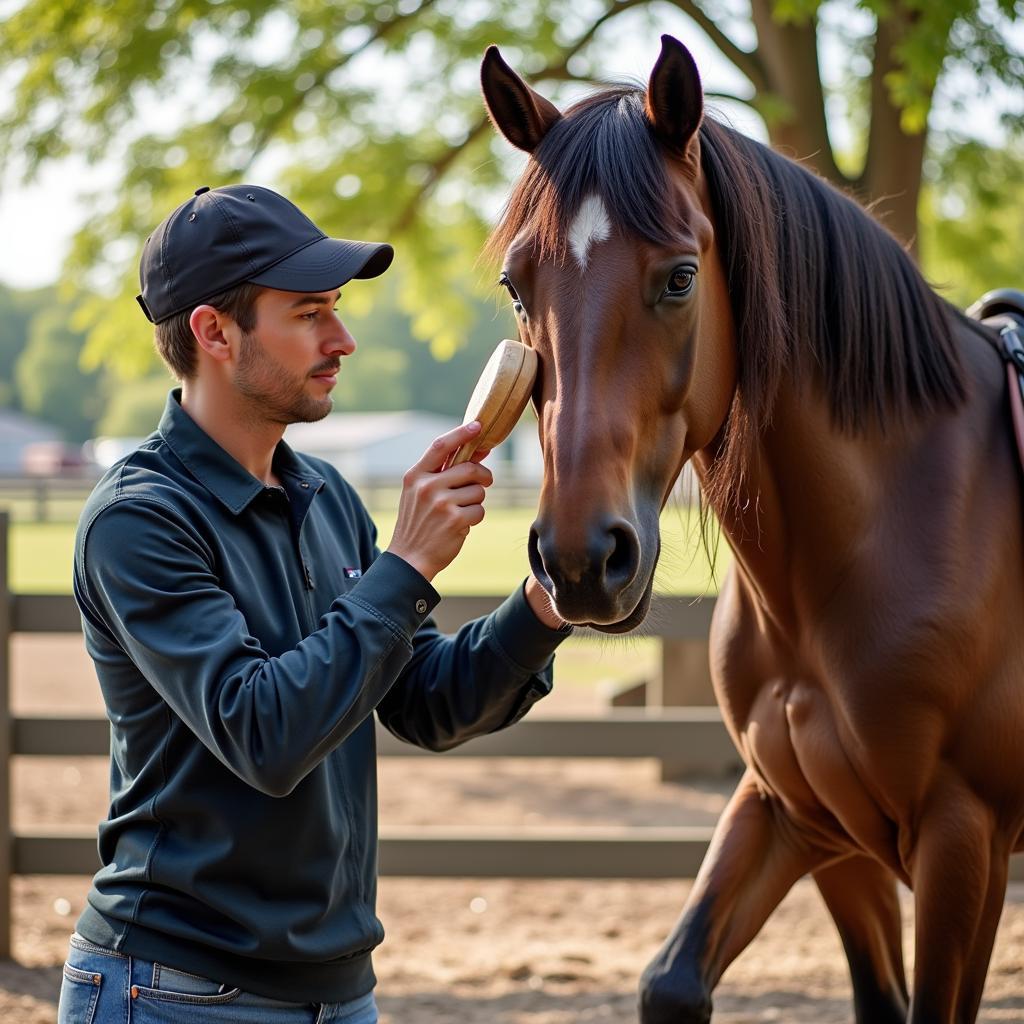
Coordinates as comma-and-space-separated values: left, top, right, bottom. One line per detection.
6, 504, 727, 703
374, 505, 726, 597
9, 522, 80, 594
8, 505, 727, 596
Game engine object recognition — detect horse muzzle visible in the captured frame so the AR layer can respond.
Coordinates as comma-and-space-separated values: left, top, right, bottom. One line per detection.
528, 514, 656, 630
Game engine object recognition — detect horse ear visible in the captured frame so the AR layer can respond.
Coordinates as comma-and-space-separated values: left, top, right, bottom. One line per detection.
481, 45, 561, 153
645, 35, 703, 159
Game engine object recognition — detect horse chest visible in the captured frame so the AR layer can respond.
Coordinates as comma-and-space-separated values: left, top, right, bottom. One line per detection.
736, 677, 901, 863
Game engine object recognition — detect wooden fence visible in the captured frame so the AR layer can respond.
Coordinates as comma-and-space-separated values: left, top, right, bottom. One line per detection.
0, 475, 98, 523
4, 511, 1021, 960
0, 475, 543, 522
0, 510, 742, 957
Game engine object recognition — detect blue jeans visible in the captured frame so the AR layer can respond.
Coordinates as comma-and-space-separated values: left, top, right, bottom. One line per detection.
57, 933, 379, 1024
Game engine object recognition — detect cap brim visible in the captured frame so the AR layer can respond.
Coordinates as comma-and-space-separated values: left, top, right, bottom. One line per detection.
248, 236, 394, 293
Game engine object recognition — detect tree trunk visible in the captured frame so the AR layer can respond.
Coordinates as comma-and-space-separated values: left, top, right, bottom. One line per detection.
858, 11, 935, 255
748, 0, 934, 254
749, 0, 842, 187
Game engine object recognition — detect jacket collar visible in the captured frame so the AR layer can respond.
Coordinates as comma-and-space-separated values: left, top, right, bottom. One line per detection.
158, 388, 325, 515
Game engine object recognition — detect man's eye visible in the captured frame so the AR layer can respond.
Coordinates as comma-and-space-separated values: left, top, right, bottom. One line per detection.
302, 307, 338, 320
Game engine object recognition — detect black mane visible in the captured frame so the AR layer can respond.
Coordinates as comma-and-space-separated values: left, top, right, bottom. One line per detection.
488, 86, 969, 480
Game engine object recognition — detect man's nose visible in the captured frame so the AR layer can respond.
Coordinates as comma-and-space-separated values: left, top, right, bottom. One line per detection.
325, 317, 357, 356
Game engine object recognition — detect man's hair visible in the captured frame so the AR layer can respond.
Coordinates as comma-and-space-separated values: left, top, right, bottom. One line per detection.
154, 282, 263, 380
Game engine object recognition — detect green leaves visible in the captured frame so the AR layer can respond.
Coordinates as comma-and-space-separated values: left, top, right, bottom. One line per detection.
920, 139, 1024, 308
15, 303, 103, 442
1, 0, 1021, 382
772, 0, 823, 26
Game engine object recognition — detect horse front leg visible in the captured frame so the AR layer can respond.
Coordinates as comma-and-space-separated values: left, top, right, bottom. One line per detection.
909, 778, 1007, 1024
954, 848, 1009, 1023
813, 854, 908, 1024
638, 769, 826, 1024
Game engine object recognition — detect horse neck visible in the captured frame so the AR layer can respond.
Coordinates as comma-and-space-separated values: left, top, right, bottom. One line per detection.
692, 348, 989, 638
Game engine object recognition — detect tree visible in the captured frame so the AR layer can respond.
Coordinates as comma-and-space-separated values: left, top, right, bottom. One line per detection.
95, 373, 177, 437
1, 0, 1020, 375
920, 139, 1024, 306
0, 284, 41, 410
15, 305, 103, 442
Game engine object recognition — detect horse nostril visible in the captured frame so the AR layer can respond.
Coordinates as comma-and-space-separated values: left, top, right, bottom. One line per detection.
531, 516, 640, 599
528, 525, 547, 583
604, 522, 640, 589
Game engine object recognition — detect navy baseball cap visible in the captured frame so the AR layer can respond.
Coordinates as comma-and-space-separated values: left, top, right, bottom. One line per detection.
136, 184, 394, 323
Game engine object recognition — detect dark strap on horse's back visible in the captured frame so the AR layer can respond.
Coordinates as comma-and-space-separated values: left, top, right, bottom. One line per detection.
968, 289, 1024, 473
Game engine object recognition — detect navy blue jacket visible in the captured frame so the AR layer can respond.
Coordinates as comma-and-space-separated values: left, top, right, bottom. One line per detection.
71, 389, 570, 1002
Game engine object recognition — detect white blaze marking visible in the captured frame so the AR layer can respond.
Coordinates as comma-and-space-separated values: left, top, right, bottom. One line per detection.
568, 195, 611, 271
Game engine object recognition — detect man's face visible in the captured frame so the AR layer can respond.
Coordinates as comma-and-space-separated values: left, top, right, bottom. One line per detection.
233, 286, 355, 424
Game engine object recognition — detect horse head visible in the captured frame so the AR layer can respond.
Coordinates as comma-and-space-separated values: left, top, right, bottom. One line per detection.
481, 36, 737, 631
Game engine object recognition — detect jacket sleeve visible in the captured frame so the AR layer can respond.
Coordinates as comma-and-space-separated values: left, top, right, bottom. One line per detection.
375, 565, 573, 752
75, 496, 439, 797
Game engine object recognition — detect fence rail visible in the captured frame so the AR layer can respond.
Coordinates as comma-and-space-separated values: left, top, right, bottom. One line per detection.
0, 509, 730, 957
0, 474, 545, 522
14, 709, 738, 765
8, 705, 736, 883
0, 475, 97, 523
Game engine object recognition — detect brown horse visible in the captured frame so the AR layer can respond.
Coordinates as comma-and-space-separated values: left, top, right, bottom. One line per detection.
480, 35, 1024, 1024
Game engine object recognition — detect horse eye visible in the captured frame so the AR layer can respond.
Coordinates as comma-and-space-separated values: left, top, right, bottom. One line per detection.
666, 267, 696, 297
499, 273, 520, 303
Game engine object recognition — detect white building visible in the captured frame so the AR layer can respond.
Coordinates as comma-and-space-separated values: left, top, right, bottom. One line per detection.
285, 410, 545, 487
285, 411, 456, 484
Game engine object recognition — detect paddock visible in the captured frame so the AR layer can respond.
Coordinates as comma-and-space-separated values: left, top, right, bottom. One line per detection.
3, 514, 1024, 1022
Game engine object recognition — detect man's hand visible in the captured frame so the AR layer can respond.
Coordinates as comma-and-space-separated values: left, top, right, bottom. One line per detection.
386, 422, 493, 582
525, 575, 568, 630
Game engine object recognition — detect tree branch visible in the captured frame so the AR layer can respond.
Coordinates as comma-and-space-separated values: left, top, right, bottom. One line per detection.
389, 117, 492, 234
855, 6, 939, 249
241, 0, 441, 173
388, 0, 652, 234
558, 0, 655, 56
704, 90, 759, 110
664, 0, 769, 93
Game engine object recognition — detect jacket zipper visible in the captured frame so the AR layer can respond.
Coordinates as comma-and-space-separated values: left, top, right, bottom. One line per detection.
300, 558, 316, 632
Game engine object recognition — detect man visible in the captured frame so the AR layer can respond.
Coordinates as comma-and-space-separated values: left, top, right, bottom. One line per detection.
58, 184, 570, 1024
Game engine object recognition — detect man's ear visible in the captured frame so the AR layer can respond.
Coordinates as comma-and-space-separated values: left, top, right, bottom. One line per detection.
481, 45, 561, 153
644, 35, 703, 163
189, 305, 234, 363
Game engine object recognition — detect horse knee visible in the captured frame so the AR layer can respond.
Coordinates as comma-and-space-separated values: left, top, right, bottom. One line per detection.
639, 960, 712, 1024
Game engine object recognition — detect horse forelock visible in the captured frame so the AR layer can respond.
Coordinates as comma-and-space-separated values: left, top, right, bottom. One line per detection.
486, 86, 683, 266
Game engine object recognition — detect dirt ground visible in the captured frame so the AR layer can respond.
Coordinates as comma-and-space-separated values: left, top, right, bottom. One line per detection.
8, 635, 1024, 1023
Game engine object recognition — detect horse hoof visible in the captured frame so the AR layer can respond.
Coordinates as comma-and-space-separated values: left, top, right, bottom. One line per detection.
639, 963, 712, 1024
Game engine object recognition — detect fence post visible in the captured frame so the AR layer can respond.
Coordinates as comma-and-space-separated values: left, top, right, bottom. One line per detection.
0, 511, 12, 957
651, 638, 716, 782
33, 479, 46, 523
652, 639, 715, 707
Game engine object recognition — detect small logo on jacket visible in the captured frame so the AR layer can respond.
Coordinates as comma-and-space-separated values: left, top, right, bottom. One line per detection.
344, 568, 362, 579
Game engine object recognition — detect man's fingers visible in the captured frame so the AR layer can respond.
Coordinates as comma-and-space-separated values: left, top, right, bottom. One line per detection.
440, 462, 493, 488
449, 483, 487, 508
417, 421, 482, 473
